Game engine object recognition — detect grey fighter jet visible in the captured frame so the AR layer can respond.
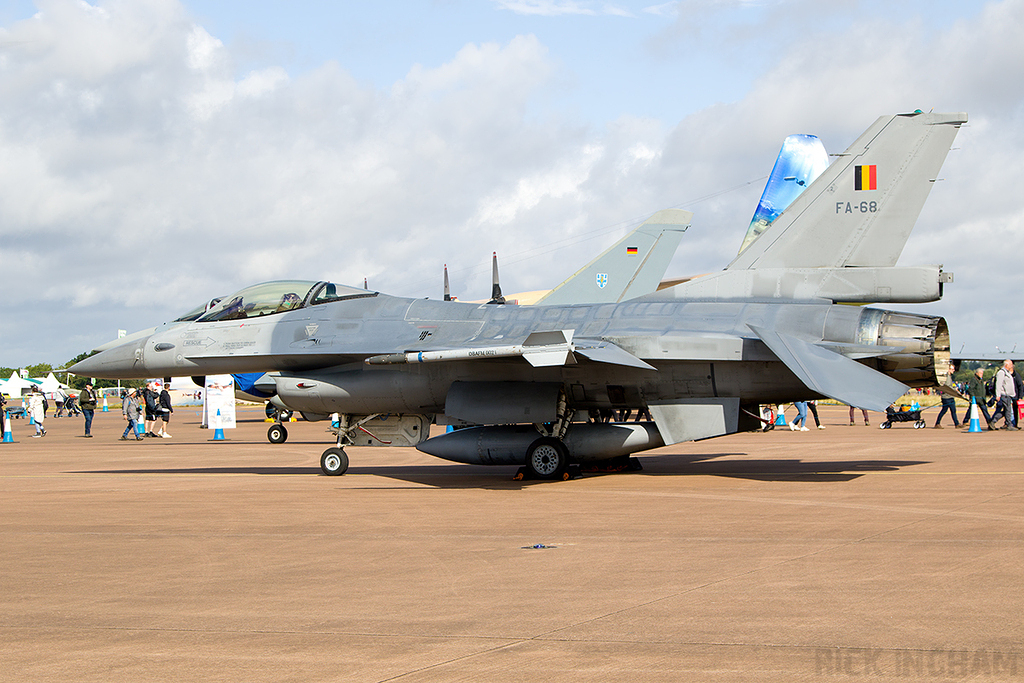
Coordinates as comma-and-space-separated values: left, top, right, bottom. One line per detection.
72, 111, 965, 479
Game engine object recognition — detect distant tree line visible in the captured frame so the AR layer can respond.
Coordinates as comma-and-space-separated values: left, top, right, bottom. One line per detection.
954, 360, 1000, 382
1, 352, 145, 392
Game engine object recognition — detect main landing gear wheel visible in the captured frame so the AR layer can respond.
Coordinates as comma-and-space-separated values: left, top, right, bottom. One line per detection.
526, 437, 569, 480
267, 423, 288, 444
320, 447, 349, 476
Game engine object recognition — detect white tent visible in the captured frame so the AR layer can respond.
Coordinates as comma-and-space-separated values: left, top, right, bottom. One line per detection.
37, 372, 64, 393
1, 371, 36, 398
36, 372, 68, 402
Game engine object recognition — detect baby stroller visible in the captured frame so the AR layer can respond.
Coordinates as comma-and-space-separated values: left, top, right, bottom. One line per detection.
880, 404, 927, 429
63, 394, 82, 417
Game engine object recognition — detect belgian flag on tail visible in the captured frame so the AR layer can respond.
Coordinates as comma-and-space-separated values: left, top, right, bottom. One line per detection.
854, 164, 877, 191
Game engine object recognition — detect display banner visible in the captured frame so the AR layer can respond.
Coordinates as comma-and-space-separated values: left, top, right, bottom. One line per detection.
204, 375, 236, 429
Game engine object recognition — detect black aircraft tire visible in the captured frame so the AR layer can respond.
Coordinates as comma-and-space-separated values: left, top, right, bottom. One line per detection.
267, 424, 288, 444
525, 437, 569, 480
321, 448, 349, 476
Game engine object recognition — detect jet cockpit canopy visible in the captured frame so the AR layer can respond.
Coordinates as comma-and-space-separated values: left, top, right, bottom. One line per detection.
196, 280, 372, 322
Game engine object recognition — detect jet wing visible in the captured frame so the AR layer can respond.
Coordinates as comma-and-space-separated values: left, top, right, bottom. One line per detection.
748, 324, 908, 411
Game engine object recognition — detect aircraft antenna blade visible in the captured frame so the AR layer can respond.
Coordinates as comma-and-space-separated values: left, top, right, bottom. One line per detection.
488, 252, 505, 304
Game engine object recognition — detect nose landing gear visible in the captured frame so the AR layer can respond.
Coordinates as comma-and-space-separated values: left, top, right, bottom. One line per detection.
265, 403, 294, 444
267, 423, 288, 444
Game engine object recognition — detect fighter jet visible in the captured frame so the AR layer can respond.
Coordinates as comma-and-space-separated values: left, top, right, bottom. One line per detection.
72, 111, 965, 479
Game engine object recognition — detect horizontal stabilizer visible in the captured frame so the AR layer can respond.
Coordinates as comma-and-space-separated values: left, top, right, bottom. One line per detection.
816, 341, 906, 359
748, 324, 908, 411
537, 209, 691, 306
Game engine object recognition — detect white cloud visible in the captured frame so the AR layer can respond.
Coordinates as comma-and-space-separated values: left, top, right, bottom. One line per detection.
0, 0, 1021, 365
185, 24, 222, 71
236, 67, 288, 98
493, 0, 633, 17
643, 2, 680, 17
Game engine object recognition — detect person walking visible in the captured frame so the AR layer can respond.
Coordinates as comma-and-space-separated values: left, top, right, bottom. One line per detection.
142, 382, 160, 437
790, 401, 809, 431
79, 382, 98, 437
1013, 366, 1024, 429
994, 360, 1019, 430
120, 389, 143, 441
27, 387, 46, 437
156, 384, 173, 438
966, 367, 994, 429
807, 400, 824, 429
933, 363, 962, 428
848, 405, 869, 426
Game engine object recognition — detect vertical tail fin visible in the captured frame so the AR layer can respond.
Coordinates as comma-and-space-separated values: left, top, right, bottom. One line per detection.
536, 209, 691, 305
738, 134, 830, 255
727, 112, 966, 270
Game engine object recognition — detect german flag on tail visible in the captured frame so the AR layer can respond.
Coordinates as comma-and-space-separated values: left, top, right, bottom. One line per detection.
854, 164, 877, 191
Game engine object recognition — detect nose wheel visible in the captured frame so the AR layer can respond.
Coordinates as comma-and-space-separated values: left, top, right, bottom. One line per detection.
320, 447, 349, 476
267, 423, 288, 444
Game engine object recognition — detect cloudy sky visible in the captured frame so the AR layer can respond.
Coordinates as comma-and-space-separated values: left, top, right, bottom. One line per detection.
1, 0, 1022, 368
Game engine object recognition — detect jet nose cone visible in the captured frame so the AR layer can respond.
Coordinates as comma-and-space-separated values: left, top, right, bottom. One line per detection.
70, 336, 150, 379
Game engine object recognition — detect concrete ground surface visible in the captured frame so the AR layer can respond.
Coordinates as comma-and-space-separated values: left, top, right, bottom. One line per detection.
0, 404, 1021, 682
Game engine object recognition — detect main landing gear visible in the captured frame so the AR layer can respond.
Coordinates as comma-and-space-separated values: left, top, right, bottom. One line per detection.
320, 447, 349, 475
524, 437, 571, 480
514, 392, 579, 481
318, 413, 388, 476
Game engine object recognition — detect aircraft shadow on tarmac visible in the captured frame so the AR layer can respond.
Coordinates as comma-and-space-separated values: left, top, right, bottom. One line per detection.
633, 453, 930, 482
72, 453, 930, 488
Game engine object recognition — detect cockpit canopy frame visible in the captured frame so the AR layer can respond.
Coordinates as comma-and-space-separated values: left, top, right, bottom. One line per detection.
195, 280, 374, 322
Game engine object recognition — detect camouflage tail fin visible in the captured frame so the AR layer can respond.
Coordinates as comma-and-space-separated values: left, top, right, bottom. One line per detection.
536, 209, 691, 306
